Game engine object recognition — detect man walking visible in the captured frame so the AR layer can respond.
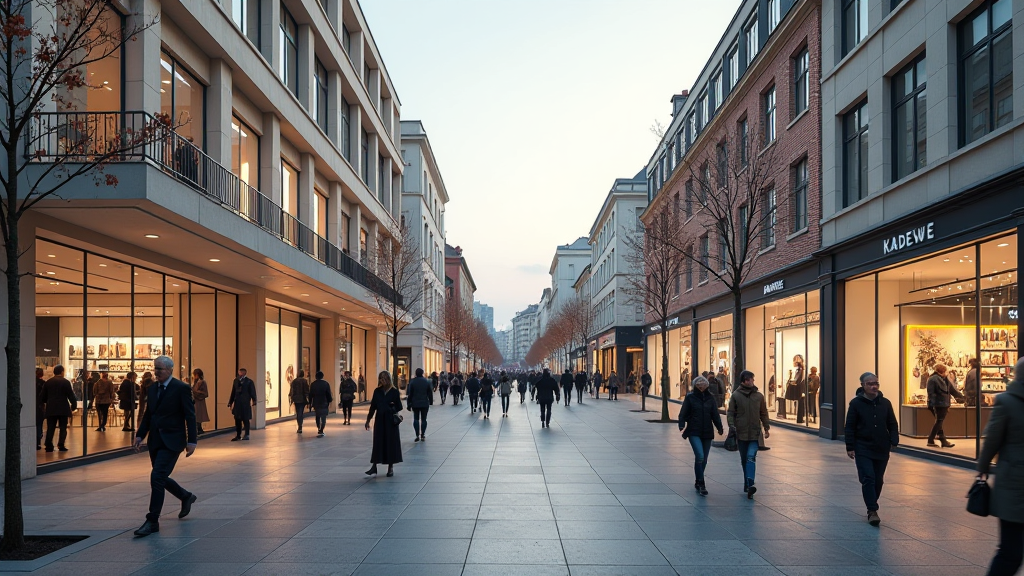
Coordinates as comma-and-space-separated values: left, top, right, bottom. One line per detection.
727, 370, 770, 499
228, 368, 257, 441
132, 355, 197, 537
560, 369, 574, 407
535, 368, 560, 428
39, 365, 76, 452
339, 371, 357, 425
289, 369, 310, 434
406, 368, 433, 441
640, 369, 653, 398
593, 370, 603, 399
308, 371, 333, 437
574, 369, 588, 404
845, 372, 899, 526
465, 371, 482, 413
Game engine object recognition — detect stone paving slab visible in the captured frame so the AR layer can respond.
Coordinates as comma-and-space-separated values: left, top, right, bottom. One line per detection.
0, 393, 998, 575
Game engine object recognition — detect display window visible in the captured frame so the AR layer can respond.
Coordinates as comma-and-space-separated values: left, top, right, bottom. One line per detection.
265, 305, 321, 419
696, 314, 733, 397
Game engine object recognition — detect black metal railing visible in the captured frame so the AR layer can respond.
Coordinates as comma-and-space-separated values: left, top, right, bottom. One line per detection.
28, 111, 401, 305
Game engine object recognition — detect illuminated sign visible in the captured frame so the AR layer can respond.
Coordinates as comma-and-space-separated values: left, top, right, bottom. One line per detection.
883, 222, 935, 255
763, 279, 785, 295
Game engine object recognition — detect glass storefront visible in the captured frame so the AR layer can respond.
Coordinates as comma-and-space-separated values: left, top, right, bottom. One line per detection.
843, 233, 1018, 459
265, 305, 320, 419
36, 239, 237, 465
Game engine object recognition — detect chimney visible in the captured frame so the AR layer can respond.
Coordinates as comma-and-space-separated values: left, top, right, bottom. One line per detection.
671, 90, 690, 117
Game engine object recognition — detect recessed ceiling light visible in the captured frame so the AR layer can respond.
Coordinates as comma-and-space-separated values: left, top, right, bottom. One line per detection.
47, 254, 55, 258
209, 258, 220, 262
49, 282, 57, 285
943, 258, 950, 262
322, 301, 329, 304
998, 243, 1009, 247
172, 283, 179, 287
301, 293, 309, 297
99, 263, 106, 267
45, 271, 55, 275
145, 234, 159, 239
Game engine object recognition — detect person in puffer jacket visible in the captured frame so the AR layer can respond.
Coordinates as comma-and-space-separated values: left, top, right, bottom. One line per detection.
679, 375, 723, 496
844, 372, 898, 527
498, 373, 513, 417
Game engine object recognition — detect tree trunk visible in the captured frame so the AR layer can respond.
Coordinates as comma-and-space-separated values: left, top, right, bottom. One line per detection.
2, 213, 25, 550
390, 328, 399, 386
660, 325, 670, 422
731, 290, 744, 389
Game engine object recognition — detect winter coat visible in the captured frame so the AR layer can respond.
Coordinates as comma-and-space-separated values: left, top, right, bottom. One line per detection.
308, 378, 333, 410
92, 378, 115, 404
708, 376, 726, 408
192, 378, 210, 423
39, 377, 76, 417
574, 372, 588, 390
228, 376, 257, 420
727, 385, 770, 442
289, 377, 310, 405
534, 374, 560, 403
978, 379, 1024, 523
640, 373, 653, 389
465, 376, 481, 396
406, 376, 434, 408
480, 376, 495, 398
844, 389, 899, 459
964, 368, 979, 407
117, 379, 138, 411
678, 389, 723, 440
593, 373, 603, 387
608, 374, 620, 389
339, 378, 357, 402
927, 373, 964, 408
560, 372, 574, 391
498, 379, 513, 396
516, 378, 528, 393
367, 386, 403, 465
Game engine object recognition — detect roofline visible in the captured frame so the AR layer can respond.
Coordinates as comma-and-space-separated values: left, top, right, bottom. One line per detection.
400, 120, 450, 204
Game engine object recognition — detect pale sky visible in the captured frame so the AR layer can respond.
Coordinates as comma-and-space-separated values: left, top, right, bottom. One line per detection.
362, 0, 741, 328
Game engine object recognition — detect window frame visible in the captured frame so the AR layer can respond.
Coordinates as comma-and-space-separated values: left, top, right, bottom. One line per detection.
768, 0, 781, 33
958, 0, 1013, 147
763, 86, 776, 145
793, 47, 809, 117
842, 100, 870, 207
842, 0, 869, 57
279, 5, 298, 95
745, 17, 759, 65
892, 54, 927, 180
761, 188, 776, 249
791, 158, 808, 233
699, 234, 710, 282
314, 58, 329, 134
738, 118, 749, 167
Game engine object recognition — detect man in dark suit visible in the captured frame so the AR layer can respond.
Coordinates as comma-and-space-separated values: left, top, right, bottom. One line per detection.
308, 371, 332, 437
39, 365, 76, 452
35, 368, 46, 450
133, 355, 198, 537
406, 368, 433, 441
535, 368, 560, 428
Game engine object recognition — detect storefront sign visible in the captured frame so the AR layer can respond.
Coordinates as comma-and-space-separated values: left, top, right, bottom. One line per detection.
1010, 307, 1019, 321
599, 334, 616, 349
763, 279, 785, 295
883, 222, 935, 255
666, 317, 680, 327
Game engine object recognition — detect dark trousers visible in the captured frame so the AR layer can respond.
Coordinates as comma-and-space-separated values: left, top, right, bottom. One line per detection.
808, 393, 818, 418
413, 407, 428, 436
44, 415, 69, 449
539, 401, 553, 424
609, 387, 618, 400
440, 388, 448, 404
295, 403, 307, 430
988, 519, 1024, 576
315, 408, 328, 432
470, 394, 479, 411
481, 396, 492, 416
146, 436, 188, 522
96, 403, 110, 428
530, 386, 536, 401
36, 414, 43, 446
234, 418, 250, 438
854, 453, 888, 511
341, 399, 354, 421
519, 391, 526, 403
501, 395, 510, 413
777, 397, 787, 418
929, 406, 950, 443
796, 396, 806, 423
122, 408, 135, 430
737, 439, 758, 487
594, 385, 600, 399
564, 388, 572, 406
688, 436, 713, 481
577, 389, 584, 403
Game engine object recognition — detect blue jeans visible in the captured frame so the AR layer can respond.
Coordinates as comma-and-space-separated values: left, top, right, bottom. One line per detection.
501, 395, 510, 413
481, 396, 492, 416
412, 407, 428, 436
688, 436, 713, 481
738, 439, 758, 487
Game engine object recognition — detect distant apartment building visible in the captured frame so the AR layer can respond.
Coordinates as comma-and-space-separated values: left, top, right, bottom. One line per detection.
512, 304, 540, 365
474, 301, 495, 336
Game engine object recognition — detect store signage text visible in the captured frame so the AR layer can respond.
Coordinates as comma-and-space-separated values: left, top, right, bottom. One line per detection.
883, 222, 935, 255
666, 317, 680, 327
1010, 307, 1019, 321
763, 279, 785, 295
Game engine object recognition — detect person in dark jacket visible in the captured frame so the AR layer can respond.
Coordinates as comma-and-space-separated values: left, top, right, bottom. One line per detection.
963, 358, 980, 408
978, 358, 1024, 576
708, 371, 726, 408
592, 370, 603, 399
844, 372, 898, 527
607, 371, 620, 401
574, 370, 588, 404
479, 373, 495, 419
92, 372, 115, 431
465, 372, 482, 413
640, 369, 653, 398
227, 368, 257, 441
35, 368, 46, 450
679, 375, 724, 496
366, 371, 403, 477
517, 374, 528, 404
308, 371, 332, 437
118, 371, 138, 433
449, 374, 463, 406
339, 371, 357, 425
927, 363, 964, 448
560, 369, 574, 406
406, 368, 434, 439
39, 365, 77, 452
289, 370, 310, 434
534, 368, 560, 428
439, 372, 450, 405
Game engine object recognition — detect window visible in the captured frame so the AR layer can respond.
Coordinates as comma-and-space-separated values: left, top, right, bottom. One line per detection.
738, 205, 749, 255
843, 101, 869, 206
232, 0, 260, 46
763, 86, 776, 144
960, 0, 1012, 146
685, 180, 694, 218
718, 218, 728, 270
713, 70, 723, 111
340, 96, 351, 160
281, 159, 298, 217
673, 192, 680, 218
893, 55, 927, 180
231, 115, 259, 188
313, 189, 327, 236
746, 18, 759, 64
716, 142, 728, 188
761, 189, 777, 248
314, 59, 329, 133
791, 158, 808, 232
768, 0, 781, 33
378, 153, 386, 203
342, 23, 351, 56
635, 207, 644, 232
279, 6, 298, 94
739, 118, 749, 167
685, 247, 693, 290
794, 48, 809, 116
361, 128, 369, 185
342, 213, 351, 252
697, 92, 707, 131
701, 164, 710, 201
699, 235, 710, 281
687, 114, 696, 146
842, 0, 869, 57
160, 53, 205, 148
728, 45, 740, 91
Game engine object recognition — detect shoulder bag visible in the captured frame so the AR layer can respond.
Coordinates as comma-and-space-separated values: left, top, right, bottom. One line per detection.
966, 475, 990, 517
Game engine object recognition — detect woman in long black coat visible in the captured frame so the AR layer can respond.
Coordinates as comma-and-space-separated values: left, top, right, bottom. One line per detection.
365, 370, 403, 477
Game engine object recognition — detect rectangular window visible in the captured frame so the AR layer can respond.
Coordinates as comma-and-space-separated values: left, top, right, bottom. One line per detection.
746, 18, 759, 64
697, 92, 707, 131
361, 129, 370, 186
160, 52, 205, 148
314, 59, 329, 133
313, 189, 327, 236
687, 114, 696, 146
738, 205, 749, 255
713, 70, 723, 112
701, 164, 710, 201
739, 118, 748, 167
794, 48, 809, 116
960, 0, 1012, 146
728, 45, 740, 91
281, 159, 298, 217
843, 101, 869, 206
378, 154, 387, 203
231, 116, 259, 188
342, 213, 351, 252
673, 192, 680, 218
761, 189, 776, 249
699, 235, 710, 281
791, 158, 808, 232
718, 218, 728, 271
340, 96, 351, 161
716, 142, 728, 187
685, 247, 693, 290
893, 55, 927, 180
279, 6, 298, 94
764, 86, 776, 144
342, 23, 351, 56
768, 0, 781, 33
232, 0, 260, 46
842, 0, 869, 57
685, 179, 694, 218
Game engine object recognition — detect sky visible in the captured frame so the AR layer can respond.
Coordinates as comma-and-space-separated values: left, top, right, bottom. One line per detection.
361, 0, 742, 328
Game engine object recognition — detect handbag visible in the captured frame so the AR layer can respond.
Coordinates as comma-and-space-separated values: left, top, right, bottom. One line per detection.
966, 476, 991, 517
724, 429, 738, 452
391, 411, 404, 426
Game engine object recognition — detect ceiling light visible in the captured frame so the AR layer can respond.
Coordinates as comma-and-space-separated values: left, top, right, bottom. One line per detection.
172, 283, 179, 287
322, 301, 329, 304
943, 258, 950, 262
47, 254, 55, 258
45, 271, 55, 275
209, 258, 220, 262
145, 234, 159, 239
998, 243, 1009, 247
49, 282, 57, 285
301, 293, 309, 297
99, 264, 106, 267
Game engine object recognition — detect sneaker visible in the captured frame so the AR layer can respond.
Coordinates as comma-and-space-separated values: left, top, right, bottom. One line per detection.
297, 429, 302, 434
699, 482, 709, 496
317, 432, 325, 438
420, 435, 425, 441
868, 510, 880, 526
746, 483, 756, 499
414, 437, 420, 442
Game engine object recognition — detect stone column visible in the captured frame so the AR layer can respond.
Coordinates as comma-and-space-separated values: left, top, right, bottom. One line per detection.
327, 71, 343, 147
207, 60, 233, 165
298, 153, 315, 228
327, 181, 343, 247
124, 0, 162, 113
260, 113, 282, 204
297, 24, 314, 111
350, 204, 362, 262
260, 0, 280, 66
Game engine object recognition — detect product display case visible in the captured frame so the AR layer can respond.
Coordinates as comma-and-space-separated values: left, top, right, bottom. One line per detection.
64, 336, 172, 380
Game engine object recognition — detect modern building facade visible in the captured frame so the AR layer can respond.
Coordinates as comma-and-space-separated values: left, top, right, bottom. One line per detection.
474, 301, 495, 336
512, 304, 540, 366
543, 238, 591, 371
444, 243, 476, 371
12, 0, 405, 476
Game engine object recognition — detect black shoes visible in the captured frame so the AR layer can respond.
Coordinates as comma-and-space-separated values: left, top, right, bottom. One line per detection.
414, 437, 420, 442
134, 520, 159, 537
695, 481, 708, 496
230, 436, 241, 441
57, 446, 68, 452
868, 510, 881, 526
365, 466, 378, 476
243, 435, 250, 441
941, 441, 956, 448
746, 483, 757, 499
179, 493, 197, 518
386, 470, 394, 477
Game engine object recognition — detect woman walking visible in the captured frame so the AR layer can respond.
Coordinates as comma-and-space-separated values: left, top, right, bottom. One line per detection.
517, 374, 528, 404
927, 363, 965, 448
449, 373, 463, 406
480, 372, 495, 419
192, 368, 210, 435
498, 372, 512, 417
365, 371, 403, 477
118, 371, 138, 432
679, 376, 724, 496
92, 372, 115, 431
607, 371, 620, 401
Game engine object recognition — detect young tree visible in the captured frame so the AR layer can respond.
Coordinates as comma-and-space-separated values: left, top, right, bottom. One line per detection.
1, 0, 165, 550
563, 293, 595, 372
624, 210, 687, 421
369, 223, 424, 381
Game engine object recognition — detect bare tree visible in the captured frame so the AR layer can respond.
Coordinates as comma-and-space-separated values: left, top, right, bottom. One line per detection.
624, 210, 687, 421
441, 296, 470, 373
562, 294, 594, 372
369, 223, 424, 380
0, 0, 169, 550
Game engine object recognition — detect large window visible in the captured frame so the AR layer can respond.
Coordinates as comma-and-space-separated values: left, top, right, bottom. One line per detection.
843, 101, 869, 207
281, 159, 298, 217
842, 0, 869, 57
361, 129, 370, 185
685, 247, 693, 290
746, 18, 759, 64
768, 0, 781, 33
761, 188, 776, 249
893, 55, 927, 180
159, 53, 205, 148
763, 86, 776, 144
699, 234, 710, 281
794, 48, 809, 117
685, 179, 694, 218
713, 70, 723, 112
231, 115, 259, 218
738, 118, 748, 167
960, 0, 1012, 146
716, 143, 728, 188
314, 59, 329, 133
232, 0, 260, 46
791, 158, 808, 232
279, 6, 298, 95
341, 96, 351, 161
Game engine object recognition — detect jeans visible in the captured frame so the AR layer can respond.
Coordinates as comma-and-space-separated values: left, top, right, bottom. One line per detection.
413, 407, 428, 436
577, 388, 584, 403
470, 394, 479, 411
234, 418, 250, 438
854, 453, 888, 511
147, 435, 188, 522
564, 389, 572, 406
440, 388, 448, 404
688, 436, 713, 481
738, 439, 758, 487
481, 396, 492, 416
44, 416, 69, 449
539, 401, 553, 424
96, 403, 110, 429
501, 395, 510, 413
929, 406, 950, 443
988, 519, 1024, 576
314, 407, 328, 432
341, 399, 353, 421
519, 390, 526, 403
294, 403, 307, 430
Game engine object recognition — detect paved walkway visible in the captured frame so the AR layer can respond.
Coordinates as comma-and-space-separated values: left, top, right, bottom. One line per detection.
6, 393, 999, 576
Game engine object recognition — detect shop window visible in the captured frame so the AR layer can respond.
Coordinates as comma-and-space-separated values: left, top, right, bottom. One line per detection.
279, 5, 298, 95
960, 0, 1012, 146
893, 55, 927, 180
843, 101, 869, 207
761, 189, 776, 249
842, 0, 869, 57
232, 0, 260, 46
754, 291, 820, 428
793, 48, 809, 117
791, 158, 808, 232
314, 59, 329, 133
763, 86, 776, 145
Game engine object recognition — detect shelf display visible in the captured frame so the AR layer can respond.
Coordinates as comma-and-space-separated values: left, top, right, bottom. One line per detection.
903, 324, 1016, 406
63, 336, 172, 380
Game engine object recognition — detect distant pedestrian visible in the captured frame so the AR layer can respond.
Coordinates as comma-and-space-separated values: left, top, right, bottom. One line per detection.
439, 372, 450, 405
191, 369, 210, 435
626, 371, 636, 394
608, 371, 619, 401
641, 369, 652, 398
450, 374, 463, 406
35, 368, 46, 449
498, 373, 513, 416
466, 372, 482, 413
978, 358, 1024, 576
365, 371, 403, 477
339, 371, 357, 425
574, 370, 588, 404
727, 370, 770, 499
535, 368, 559, 428
708, 370, 726, 408
309, 371, 333, 437
406, 368, 433, 440
927, 363, 965, 448
288, 369, 310, 433
39, 365, 76, 452
679, 375, 723, 496
357, 373, 367, 402
560, 369, 574, 406
228, 368, 257, 441
480, 373, 495, 419
118, 371, 139, 433
517, 374, 528, 404
807, 367, 820, 424
92, 372, 115, 432
593, 370, 603, 399
529, 370, 539, 402
844, 372, 898, 526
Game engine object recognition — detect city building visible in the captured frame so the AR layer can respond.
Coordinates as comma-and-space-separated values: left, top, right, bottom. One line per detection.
474, 301, 495, 336
571, 264, 592, 371
588, 171, 648, 380
512, 304, 540, 365
19, 0, 404, 474
494, 328, 514, 366
444, 243, 476, 371
543, 238, 591, 371
395, 121, 447, 380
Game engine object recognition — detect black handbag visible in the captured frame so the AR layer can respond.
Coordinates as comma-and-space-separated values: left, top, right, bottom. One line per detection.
724, 429, 738, 451
966, 476, 991, 517
391, 411, 404, 426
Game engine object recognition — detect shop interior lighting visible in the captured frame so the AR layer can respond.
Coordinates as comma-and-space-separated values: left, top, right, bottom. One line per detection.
998, 243, 1010, 247
209, 258, 220, 262
145, 234, 159, 239
47, 254, 55, 258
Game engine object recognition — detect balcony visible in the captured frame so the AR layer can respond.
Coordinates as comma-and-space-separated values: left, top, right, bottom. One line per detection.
27, 111, 401, 305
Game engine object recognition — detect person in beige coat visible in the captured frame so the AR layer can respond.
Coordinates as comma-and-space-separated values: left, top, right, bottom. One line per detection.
727, 370, 770, 499
191, 369, 210, 435
92, 372, 116, 431
978, 358, 1024, 576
